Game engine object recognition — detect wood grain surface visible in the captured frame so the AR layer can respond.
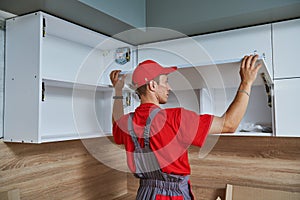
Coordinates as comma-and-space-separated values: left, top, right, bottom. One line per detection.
1, 136, 300, 200
0, 137, 127, 200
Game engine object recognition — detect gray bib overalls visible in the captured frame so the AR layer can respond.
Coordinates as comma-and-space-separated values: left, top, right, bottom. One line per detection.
128, 108, 194, 200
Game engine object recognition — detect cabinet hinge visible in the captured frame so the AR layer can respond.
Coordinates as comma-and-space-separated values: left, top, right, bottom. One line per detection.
42, 17, 46, 37
260, 73, 272, 107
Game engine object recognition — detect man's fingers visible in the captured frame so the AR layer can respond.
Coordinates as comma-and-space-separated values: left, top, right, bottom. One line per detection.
241, 55, 247, 68
246, 55, 254, 68
251, 55, 259, 67
110, 70, 121, 81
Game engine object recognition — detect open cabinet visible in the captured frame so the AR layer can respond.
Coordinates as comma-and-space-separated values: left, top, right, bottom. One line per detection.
4, 11, 137, 143
138, 25, 274, 136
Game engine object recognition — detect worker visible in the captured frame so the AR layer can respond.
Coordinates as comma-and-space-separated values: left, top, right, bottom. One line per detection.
110, 55, 261, 199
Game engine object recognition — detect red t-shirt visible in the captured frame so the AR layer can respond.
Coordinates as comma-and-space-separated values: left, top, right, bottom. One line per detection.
113, 103, 213, 176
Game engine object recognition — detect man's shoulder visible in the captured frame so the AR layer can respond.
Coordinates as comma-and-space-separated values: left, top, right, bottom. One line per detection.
163, 107, 189, 113
115, 113, 131, 127
161, 107, 192, 118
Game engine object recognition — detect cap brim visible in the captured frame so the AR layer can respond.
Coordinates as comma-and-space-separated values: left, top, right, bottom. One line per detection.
161, 66, 177, 75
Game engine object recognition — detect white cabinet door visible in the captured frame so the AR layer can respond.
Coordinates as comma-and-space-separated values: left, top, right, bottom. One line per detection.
273, 18, 300, 79
274, 78, 300, 137
194, 24, 272, 76
138, 24, 272, 78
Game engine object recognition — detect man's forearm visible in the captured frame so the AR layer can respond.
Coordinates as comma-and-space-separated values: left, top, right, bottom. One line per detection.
112, 89, 124, 124
222, 82, 251, 133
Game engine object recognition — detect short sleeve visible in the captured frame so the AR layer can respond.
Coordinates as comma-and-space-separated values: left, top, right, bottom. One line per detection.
178, 108, 213, 147
192, 114, 213, 146
113, 120, 125, 145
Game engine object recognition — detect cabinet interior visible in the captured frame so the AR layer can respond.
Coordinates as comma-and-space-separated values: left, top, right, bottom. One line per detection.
163, 61, 274, 136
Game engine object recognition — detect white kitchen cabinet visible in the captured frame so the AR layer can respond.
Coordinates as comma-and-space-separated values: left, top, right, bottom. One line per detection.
274, 78, 300, 137
139, 38, 274, 136
273, 18, 300, 79
4, 11, 137, 143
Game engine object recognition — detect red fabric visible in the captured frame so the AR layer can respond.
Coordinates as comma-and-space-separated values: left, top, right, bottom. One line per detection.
113, 103, 213, 175
155, 194, 183, 200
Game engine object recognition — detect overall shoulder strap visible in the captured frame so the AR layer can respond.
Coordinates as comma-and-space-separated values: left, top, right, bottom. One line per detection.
144, 108, 161, 148
127, 113, 141, 149
127, 108, 161, 149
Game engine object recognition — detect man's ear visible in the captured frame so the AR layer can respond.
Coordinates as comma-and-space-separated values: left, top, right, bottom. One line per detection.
148, 80, 157, 92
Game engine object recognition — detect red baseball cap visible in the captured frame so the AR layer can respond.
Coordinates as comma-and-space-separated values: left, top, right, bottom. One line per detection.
132, 60, 177, 88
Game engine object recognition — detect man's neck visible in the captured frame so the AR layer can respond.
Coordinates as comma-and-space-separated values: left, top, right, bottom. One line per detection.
140, 95, 159, 106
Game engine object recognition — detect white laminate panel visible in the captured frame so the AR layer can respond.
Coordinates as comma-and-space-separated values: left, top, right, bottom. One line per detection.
274, 78, 300, 137
273, 18, 300, 79
4, 13, 41, 143
0, 29, 4, 138
138, 24, 273, 79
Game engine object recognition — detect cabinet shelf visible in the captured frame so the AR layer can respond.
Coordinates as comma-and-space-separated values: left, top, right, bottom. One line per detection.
41, 131, 112, 143
43, 78, 113, 91
217, 132, 273, 137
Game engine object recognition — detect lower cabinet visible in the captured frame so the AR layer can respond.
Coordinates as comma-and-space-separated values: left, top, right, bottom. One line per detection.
274, 78, 300, 137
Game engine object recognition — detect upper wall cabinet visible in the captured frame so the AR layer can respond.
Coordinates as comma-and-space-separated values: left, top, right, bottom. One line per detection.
138, 26, 274, 137
272, 18, 300, 79
4, 12, 137, 143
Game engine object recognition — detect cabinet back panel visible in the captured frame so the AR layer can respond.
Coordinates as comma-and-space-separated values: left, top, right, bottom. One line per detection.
41, 86, 112, 141
42, 36, 104, 84
165, 86, 272, 132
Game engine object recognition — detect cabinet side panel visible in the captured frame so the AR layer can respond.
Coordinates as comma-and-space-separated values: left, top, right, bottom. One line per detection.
4, 13, 41, 143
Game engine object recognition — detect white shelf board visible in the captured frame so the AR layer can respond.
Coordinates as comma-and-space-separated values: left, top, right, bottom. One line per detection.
42, 78, 113, 91
217, 132, 273, 137
41, 131, 112, 143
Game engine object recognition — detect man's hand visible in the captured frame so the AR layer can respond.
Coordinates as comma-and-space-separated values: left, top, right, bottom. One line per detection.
239, 55, 262, 86
110, 70, 126, 91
